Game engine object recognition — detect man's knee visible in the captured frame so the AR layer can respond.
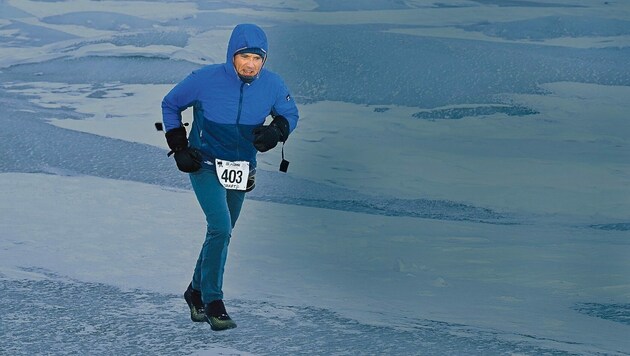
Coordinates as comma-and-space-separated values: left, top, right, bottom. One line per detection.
205, 224, 231, 241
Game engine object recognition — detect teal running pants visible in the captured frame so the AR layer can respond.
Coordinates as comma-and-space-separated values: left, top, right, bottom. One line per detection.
189, 167, 245, 304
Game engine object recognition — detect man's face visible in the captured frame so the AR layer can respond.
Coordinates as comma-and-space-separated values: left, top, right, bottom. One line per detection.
233, 53, 263, 77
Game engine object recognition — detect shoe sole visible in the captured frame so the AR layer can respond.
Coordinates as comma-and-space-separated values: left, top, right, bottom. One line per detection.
206, 316, 237, 331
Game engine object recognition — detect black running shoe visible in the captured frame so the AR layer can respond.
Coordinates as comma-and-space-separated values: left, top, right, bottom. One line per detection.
183, 283, 205, 322
205, 300, 237, 331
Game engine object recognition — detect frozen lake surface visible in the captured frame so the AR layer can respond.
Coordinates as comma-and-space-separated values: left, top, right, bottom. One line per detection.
2, 268, 583, 356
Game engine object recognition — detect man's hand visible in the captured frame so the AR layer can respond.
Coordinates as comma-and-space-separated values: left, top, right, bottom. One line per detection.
253, 115, 290, 152
165, 126, 201, 173
173, 148, 202, 173
165, 126, 188, 152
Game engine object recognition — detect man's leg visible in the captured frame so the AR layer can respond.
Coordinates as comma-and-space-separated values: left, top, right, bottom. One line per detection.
188, 168, 243, 303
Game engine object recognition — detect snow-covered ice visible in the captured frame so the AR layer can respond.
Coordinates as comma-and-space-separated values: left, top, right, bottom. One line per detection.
1, 0, 629, 355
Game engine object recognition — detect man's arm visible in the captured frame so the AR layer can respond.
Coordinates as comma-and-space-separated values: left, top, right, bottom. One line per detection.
161, 71, 201, 132
271, 79, 299, 134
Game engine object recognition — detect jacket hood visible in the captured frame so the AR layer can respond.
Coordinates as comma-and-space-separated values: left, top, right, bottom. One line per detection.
226, 24, 268, 64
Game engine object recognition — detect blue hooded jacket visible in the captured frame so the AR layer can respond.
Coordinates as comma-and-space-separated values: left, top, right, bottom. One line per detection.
161, 24, 299, 168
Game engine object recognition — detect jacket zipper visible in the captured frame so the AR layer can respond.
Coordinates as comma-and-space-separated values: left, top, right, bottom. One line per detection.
236, 82, 246, 157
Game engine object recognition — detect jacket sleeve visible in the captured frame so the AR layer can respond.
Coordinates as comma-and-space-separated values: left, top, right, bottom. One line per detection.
271, 78, 299, 134
161, 71, 201, 132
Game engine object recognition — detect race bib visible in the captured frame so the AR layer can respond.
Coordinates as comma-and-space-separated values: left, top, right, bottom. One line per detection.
215, 159, 250, 191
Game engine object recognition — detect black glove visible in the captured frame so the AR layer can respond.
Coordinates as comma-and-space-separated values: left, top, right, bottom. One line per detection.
245, 169, 256, 192
253, 115, 290, 152
165, 126, 188, 152
173, 147, 202, 173
165, 126, 201, 173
